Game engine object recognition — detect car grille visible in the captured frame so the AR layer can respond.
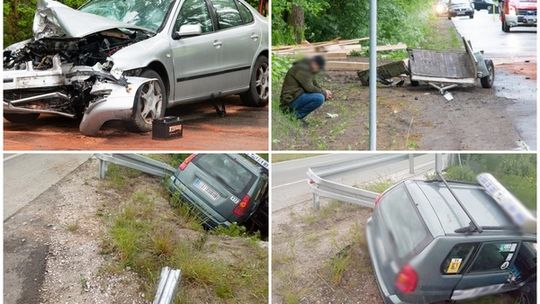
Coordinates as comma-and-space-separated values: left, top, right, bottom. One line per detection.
517, 9, 537, 16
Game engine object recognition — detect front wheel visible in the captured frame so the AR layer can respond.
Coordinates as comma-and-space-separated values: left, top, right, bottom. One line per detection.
4, 113, 40, 123
502, 20, 511, 32
469, 13, 474, 19
129, 69, 167, 132
241, 55, 269, 107
481, 59, 495, 88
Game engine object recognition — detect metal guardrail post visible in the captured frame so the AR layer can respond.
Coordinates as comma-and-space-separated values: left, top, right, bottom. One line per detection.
369, 0, 377, 150
409, 154, 415, 174
99, 159, 108, 179
153, 267, 181, 304
313, 193, 320, 210
435, 154, 442, 173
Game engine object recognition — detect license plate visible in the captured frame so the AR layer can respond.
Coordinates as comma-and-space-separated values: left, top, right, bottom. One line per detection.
194, 178, 220, 201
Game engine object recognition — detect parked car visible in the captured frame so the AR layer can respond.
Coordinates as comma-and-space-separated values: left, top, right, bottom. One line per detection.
167, 153, 268, 232
499, 0, 537, 32
3, 0, 269, 136
473, 0, 499, 12
435, 0, 450, 16
448, 0, 476, 19
366, 173, 536, 304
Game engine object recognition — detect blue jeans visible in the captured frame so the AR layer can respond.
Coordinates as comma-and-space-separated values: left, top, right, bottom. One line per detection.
290, 93, 325, 119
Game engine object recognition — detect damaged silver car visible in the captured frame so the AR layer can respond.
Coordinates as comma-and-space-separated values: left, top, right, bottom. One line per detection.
3, 0, 269, 136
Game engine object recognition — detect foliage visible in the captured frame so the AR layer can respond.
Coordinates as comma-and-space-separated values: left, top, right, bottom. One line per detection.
444, 154, 537, 209
272, 0, 437, 46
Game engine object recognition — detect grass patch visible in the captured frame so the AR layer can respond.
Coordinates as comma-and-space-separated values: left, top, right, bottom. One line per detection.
65, 222, 80, 233
100, 178, 268, 303
364, 179, 392, 193
104, 164, 142, 190
327, 252, 351, 285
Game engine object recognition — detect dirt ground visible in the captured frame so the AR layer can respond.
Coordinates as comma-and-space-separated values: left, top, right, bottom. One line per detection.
272, 199, 380, 304
3, 96, 268, 150
4, 158, 267, 304
271, 19, 535, 151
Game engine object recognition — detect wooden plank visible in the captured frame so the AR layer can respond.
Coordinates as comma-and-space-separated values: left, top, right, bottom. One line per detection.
377, 43, 407, 52
326, 61, 369, 71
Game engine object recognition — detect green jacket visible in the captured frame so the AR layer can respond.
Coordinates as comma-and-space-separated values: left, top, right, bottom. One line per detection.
280, 59, 324, 108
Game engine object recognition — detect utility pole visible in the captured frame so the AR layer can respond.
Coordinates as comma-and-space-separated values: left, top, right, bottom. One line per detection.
369, 0, 377, 150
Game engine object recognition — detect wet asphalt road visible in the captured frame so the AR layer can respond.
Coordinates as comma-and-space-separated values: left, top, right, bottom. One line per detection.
452, 10, 537, 62
452, 11, 537, 150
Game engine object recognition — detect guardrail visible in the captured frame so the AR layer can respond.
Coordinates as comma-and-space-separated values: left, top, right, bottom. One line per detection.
153, 267, 181, 304
307, 154, 450, 209
95, 154, 176, 179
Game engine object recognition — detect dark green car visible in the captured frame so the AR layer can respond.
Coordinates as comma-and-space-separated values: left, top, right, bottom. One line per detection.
167, 153, 268, 229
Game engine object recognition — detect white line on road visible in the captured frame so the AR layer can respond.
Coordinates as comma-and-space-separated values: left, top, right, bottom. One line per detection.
272, 179, 307, 189
4, 154, 22, 162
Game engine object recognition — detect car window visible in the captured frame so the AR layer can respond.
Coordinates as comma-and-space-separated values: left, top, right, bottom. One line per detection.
193, 154, 256, 197
237, 1, 254, 23
441, 243, 477, 274
174, 0, 214, 33
469, 242, 519, 273
211, 0, 244, 29
379, 184, 429, 258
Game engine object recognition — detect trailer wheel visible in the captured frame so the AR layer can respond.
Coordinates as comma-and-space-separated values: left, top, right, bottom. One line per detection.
481, 59, 495, 89
4, 113, 40, 123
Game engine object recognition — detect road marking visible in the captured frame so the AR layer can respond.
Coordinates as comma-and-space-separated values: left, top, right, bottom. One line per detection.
272, 179, 307, 189
4, 154, 22, 162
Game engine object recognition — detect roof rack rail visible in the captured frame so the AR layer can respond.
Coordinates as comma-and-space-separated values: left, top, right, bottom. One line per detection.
435, 171, 483, 233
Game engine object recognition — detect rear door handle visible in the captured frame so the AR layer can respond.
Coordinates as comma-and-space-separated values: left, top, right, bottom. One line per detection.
213, 40, 222, 48
250, 33, 259, 40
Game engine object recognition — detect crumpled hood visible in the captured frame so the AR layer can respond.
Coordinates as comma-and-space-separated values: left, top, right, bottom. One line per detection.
33, 0, 152, 39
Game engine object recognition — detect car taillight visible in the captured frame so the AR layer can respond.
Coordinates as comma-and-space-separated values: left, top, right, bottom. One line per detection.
233, 195, 251, 217
395, 265, 418, 293
374, 194, 383, 205
179, 154, 196, 171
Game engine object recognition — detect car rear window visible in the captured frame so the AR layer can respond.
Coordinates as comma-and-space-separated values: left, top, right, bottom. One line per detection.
194, 154, 255, 197
379, 184, 429, 258
469, 242, 519, 273
441, 243, 477, 274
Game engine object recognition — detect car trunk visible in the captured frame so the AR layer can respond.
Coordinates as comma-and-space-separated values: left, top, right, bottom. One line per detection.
188, 154, 257, 223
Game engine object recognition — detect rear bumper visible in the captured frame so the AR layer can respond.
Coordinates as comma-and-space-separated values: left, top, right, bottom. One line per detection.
366, 217, 406, 304
167, 175, 231, 228
449, 9, 474, 16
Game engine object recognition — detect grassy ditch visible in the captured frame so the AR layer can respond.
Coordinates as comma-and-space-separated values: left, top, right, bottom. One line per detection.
99, 164, 268, 303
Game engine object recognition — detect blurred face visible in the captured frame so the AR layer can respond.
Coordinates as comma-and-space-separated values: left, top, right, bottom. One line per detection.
310, 60, 321, 73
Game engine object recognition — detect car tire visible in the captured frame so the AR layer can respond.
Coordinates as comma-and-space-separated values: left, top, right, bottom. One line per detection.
502, 20, 511, 32
129, 69, 167, 132
448, 15, 452, 20
470, 13, 474, 19
4, 113, 40, 123
241, 55, 269, 107
481, 59, 495, 88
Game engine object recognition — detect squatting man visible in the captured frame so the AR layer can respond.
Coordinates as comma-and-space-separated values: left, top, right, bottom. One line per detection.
279, 56, 333, 126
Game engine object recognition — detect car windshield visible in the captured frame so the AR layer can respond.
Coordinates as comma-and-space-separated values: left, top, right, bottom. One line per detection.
80, 0, 175, 32
194, 155, 256, 197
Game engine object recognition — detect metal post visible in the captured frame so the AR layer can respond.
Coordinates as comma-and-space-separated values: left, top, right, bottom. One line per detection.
99, 159, 108, 179
369, 0, 377, 150
435, 154, 442, 173
313, 193, 320, 210
409, 154, 415, 174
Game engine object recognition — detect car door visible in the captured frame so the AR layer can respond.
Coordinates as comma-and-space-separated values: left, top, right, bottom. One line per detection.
208, 0, 260, 93
170, 0, 220, 103
451, 241, 521, 301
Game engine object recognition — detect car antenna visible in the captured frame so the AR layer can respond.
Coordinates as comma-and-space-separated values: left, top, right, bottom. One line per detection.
436, 170, 483, 233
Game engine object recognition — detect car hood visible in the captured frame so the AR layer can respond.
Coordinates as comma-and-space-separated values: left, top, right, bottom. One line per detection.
33, 0, 152, 39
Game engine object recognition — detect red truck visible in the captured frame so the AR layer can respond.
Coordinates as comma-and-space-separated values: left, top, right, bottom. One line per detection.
500, 0, 537, 32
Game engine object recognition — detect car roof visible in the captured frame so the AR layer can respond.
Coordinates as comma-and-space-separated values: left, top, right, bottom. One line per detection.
405, 180, 514, 236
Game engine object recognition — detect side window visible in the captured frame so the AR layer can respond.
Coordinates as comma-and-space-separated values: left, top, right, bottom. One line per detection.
441, 243, 477, 274
469, 242, 518, 273
175, 0, 214, 33
379, 184, 429, 258
211, 0, 243, 29
237, 1, 254, 23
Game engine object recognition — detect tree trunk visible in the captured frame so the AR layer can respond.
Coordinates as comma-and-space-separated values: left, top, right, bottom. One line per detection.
287, 4, 305, 44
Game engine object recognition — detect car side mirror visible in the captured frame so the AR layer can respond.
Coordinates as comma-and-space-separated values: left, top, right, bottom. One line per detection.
174, 24, 202, 39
